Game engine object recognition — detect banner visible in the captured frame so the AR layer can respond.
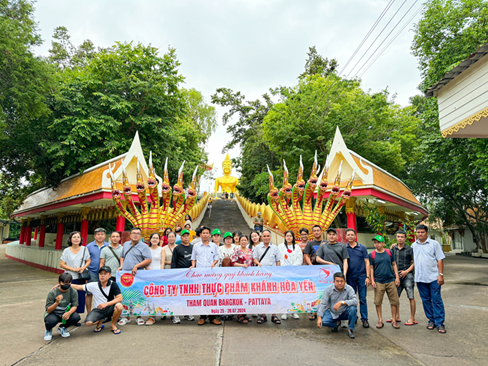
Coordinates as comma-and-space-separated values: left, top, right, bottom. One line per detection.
116, 265, 339, 316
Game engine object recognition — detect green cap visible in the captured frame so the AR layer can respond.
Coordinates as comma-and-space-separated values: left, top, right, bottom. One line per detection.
372, 235, 385, 243
223, 232, 233, 239
181, 229, 190, 236
212, 228, 221, 236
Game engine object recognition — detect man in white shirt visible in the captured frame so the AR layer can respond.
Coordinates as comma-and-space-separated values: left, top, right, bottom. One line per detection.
191, 226, 221, 326
253, 230, 282, 325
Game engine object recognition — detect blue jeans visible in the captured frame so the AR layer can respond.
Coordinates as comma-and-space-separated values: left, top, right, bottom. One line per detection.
347, 276, 368, 321
321, 306, 357, 330
254, 225, 263, 232
417, 281, 445, 327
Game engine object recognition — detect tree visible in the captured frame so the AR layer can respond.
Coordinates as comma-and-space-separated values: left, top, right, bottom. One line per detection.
408, 0, 488, 252
0, 0, 55, 217
263, 75, 421, 178
300, 46, 338, 79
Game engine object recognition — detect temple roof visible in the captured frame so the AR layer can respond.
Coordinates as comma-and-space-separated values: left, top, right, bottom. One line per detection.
320, 127, 427, 218
13, 132, 162, 218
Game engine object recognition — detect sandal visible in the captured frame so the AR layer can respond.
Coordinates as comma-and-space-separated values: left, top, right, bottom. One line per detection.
257, 315, 267, 324
111, 328, 122, 334
427, 322, 435, 330
244, 315, 252, 323
437, 325, 446, 334
386, 318, 401, 323
94, 324, 104, 333
392, 322, 400, 329
271, 316, 281, 324
118, 318, 130, 326
237, 315, 248, 324
309, 314, 317, 321
376, 321, 384, 329
145, 317, 155, 326
137, 317, 145, 326
404, 321, 418, 326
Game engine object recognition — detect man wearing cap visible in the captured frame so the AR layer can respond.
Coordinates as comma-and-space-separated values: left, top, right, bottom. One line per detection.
212, 228, 222, 246
219, 232, 235, 266
316, 228, 349, 274
71, 266, 123, 334
253, 212, 264, 233
85, 228, 109, 313
369, 235, 400, 330
190, 226, 221, 326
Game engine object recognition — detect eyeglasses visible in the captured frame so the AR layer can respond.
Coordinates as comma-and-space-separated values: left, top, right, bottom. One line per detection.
131, 232, 141, 236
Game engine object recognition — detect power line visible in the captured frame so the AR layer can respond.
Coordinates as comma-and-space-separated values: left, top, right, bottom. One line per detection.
345, 0, 409, 78
358, 4, 424, 78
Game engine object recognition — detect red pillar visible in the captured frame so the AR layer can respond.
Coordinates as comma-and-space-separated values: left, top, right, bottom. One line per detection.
55, 222, 64, 250
34, 227, 38, 240
346, 212, 357, 233
19, 226, 25, 244
25, 226, 32, 246
116, 216, 125, 232
39, 225, 46, 248
80, 220, 89, 246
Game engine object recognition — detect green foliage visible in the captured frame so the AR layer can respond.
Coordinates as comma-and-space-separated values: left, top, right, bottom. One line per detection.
412, 0, 488, 91
409, 0, 488, 252
300, 46, 338, 79
363, 201, 393, 247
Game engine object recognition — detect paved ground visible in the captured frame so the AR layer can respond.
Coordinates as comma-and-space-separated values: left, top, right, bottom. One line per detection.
1, 243, 488, 366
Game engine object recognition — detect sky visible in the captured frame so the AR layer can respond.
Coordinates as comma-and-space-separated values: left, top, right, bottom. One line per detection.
33, 0, 424, 192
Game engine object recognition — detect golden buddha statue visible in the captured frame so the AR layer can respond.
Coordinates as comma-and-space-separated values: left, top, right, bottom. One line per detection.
214, 153, 239, 193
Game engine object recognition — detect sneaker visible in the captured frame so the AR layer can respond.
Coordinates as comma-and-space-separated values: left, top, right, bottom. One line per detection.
281, 314, 288, 320
341, 320, 348, 328
172, 316, 181, 324
362, 320, 370, 328
348, 329, 356, 339
57, 327, 70, 338
184, 315, 195, 321
291, 313, 300, 319
161, 316, 166, 321
44, 330, 52, 341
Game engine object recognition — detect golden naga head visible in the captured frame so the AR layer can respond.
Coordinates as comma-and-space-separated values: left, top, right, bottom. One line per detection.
135, 159, 145, 193
121, 162, 132, 199
341, 168, 356, 200
267, 165, 279, 200
147, 152, 157, 194
280, 160, 293, 198
331, 160, 344, 196
161, 157, 171, 196
307, 151, 320, 189
222, 153, 232, 176
294, 155, 306, 192
173, 161, 185, 196
108, 163, 120, 199
186, 166, 198, 198
318, 156, 330, 193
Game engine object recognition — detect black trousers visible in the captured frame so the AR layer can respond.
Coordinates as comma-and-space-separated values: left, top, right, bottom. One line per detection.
45, 312, 81, 330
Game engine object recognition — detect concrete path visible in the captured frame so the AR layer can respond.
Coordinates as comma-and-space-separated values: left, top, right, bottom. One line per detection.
1, 244, 487, 366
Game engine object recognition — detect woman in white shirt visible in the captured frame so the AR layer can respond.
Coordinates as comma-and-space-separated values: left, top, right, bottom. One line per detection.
278, 230, 303, 320
218, 232, 235, 266
60, 231, 91, 314
162, 231, 177, 269
145, 233, 164, 326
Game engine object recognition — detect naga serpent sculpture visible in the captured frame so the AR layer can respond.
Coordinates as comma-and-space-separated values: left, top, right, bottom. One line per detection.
267, 152, 355, 237
109, 153, 199, 241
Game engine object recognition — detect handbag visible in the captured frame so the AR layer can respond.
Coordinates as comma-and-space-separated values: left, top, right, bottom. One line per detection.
221, 256, 232, 267
79, 247, 91, 281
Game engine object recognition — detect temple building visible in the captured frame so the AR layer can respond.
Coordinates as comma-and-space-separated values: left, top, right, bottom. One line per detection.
236, 128, 428, 246
7, 132, 208, 272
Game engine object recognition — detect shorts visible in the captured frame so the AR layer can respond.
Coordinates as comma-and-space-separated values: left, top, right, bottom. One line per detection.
86, 272, 99, 295
374, 281, 399, 306
85, 305, 115, 323
397, 273, 415, 299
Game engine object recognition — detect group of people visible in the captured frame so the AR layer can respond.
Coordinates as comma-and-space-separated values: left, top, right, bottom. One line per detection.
44, 222, 446, 341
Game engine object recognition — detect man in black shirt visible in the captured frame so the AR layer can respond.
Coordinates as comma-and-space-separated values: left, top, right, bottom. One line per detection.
172, 230, 193, 268
391, 230, 416, 326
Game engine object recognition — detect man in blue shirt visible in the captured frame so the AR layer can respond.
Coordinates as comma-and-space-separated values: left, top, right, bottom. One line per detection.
370, 235, 400, 330
345, 228, 371, 328
412, 224, 446, 334
85, 228, 109, 313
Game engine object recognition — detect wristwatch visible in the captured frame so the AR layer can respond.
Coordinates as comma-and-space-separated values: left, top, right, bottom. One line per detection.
342, 301, 346, 306
439, 273, 444, 276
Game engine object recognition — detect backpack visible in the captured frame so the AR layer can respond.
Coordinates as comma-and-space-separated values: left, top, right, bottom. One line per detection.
371, 249, 391, 260
221, 256, 232, 267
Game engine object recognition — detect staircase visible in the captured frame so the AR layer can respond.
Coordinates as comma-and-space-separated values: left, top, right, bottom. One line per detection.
198, 200, 252, 235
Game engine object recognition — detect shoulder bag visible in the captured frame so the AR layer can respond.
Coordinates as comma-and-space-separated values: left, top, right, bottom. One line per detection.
259, 245, 271, 263
79, 247, 91, 281
108, 246, 121, 264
